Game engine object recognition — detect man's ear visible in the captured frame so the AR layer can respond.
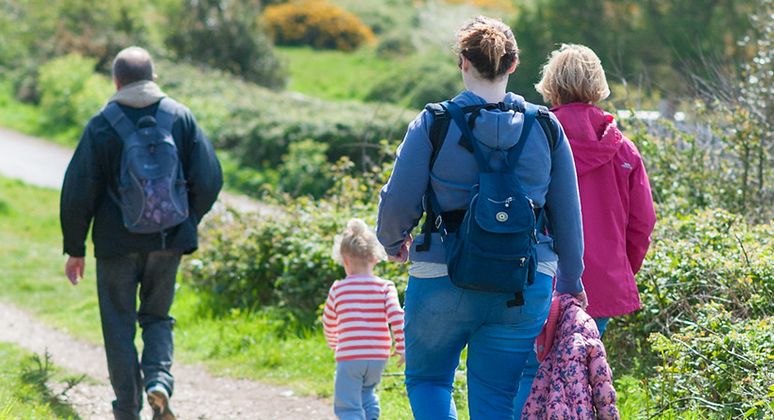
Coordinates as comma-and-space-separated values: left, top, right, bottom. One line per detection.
113, 77, 121, 91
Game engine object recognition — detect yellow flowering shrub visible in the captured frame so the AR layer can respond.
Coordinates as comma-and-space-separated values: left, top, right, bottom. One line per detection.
262, 0, 375, 51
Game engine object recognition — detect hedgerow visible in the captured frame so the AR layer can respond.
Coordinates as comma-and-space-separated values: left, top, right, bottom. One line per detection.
156, 61, 411, 171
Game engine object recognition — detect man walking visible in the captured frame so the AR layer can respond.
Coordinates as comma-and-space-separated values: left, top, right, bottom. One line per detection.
60, 46, 222, 420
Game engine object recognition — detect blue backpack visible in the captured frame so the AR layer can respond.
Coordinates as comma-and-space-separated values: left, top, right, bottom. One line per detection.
421, 100, 547, 307
102, 98, 189, 240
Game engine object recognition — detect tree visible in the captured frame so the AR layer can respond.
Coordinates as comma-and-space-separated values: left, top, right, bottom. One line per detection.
165, 0, 287, 89
509, 0, 757, 104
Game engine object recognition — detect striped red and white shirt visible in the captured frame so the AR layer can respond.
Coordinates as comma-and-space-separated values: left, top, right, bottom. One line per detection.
322, 275, 405, 361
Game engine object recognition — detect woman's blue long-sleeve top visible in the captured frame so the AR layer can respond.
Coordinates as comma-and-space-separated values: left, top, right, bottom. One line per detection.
376, 91, 585, 294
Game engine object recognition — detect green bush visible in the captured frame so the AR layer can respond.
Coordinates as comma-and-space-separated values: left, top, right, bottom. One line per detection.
37, 54, 112, 129
156, 60, 411, 173
262, 0, 375, 51
649, 307, 773, 418
277, 140, 334, 197
184, 157, 401, 326
375, 33, 417, 59
72, 74, 114, 124
165, 0, 287, 89
365, 55, 463, 109
607, 209, 772, 358
330, 0, 414, 35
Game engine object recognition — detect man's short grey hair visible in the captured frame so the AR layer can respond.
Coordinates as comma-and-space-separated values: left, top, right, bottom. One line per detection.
112, 46, 155, 86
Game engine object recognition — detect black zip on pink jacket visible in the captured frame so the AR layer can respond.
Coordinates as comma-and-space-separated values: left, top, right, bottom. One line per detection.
552, 103, 656, 318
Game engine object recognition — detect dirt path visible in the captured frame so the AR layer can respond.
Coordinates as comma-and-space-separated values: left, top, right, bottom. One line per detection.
0, 127, 331, 419
0, 302, 333, 419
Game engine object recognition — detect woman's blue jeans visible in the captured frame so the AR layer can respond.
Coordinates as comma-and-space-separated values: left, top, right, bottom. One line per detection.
403, 273, 553, 420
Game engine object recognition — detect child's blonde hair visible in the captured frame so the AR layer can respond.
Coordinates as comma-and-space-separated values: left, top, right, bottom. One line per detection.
535, 44, 610, 106
332, 219, 387, 264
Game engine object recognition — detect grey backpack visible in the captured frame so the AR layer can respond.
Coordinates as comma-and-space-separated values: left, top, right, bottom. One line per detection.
102, 98, 189, 235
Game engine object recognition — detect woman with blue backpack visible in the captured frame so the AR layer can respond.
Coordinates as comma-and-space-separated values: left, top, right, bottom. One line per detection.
376, 16, 586, 419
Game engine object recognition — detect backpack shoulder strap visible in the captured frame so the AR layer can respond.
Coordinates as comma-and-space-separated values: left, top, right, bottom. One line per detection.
446, 101, 491, 172
102, 102, 136, 141
425, 101, 451, 171
505, 103, 538, 169
416, 102, 450, 253
535, 105, 558, 150
154, 97, 176, 132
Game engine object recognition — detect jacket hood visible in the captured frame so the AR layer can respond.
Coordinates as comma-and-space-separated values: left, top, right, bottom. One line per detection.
552, 103, 623, 176
535, 294, 585, 362
451, 90, 527, 151
110, 80, 167, 108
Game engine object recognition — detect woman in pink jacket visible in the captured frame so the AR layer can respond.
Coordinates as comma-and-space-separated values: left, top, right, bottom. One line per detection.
535, 44, 657, 336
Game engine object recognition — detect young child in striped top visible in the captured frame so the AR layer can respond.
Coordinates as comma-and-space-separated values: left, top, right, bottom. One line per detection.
323, 219, 405, 420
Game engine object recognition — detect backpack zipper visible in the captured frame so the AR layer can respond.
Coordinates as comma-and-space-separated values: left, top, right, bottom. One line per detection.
487, 196, 514, 208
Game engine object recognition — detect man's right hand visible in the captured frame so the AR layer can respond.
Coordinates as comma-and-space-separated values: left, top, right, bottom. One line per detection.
65, 257, 85, 285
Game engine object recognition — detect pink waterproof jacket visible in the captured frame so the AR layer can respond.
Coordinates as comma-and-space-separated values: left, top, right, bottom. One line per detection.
552, 103, 657, 318
522, 294, 619, 420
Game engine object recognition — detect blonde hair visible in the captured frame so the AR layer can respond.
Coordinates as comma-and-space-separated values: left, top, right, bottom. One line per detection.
456, 16, 519, 80
535, 44, 610, 106
332, 219, 387, 265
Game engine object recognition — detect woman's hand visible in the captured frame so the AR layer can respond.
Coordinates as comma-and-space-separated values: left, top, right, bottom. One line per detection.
388, 235, 413, 263
554, 289, 588, 310
573, 290, 588, 310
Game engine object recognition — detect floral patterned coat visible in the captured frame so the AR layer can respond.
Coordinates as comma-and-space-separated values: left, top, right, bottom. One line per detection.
521, 294, 620, 419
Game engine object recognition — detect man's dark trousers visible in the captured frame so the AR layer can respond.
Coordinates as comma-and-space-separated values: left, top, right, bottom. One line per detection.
96, 249, 181, 420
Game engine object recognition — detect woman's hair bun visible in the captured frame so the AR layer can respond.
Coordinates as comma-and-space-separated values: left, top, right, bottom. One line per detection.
456, 16, 519, 80
479, 27, 507, 73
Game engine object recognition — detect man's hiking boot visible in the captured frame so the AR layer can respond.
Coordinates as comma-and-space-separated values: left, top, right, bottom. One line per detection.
147, 384, 176, 420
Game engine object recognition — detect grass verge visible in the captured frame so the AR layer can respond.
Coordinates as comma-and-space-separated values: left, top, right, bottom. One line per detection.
0, 342, 81, 419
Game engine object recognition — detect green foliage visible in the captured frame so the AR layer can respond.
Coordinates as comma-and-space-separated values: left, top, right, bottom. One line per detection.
604, 209, 773, 415
184, 156, 402, 325
0, 344, 80, 419
365, 55, 463, 109
330, 0, 414, 35
375, 33, 417, 59
165, 0, 287, 89
0, 0, 158, 78
37, 53, 113, 131
277, 140, 334, 197
509, 0, 757, 103
156, 60, 410, 172
649, 308, 773, 418
262, 0, 375, 51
